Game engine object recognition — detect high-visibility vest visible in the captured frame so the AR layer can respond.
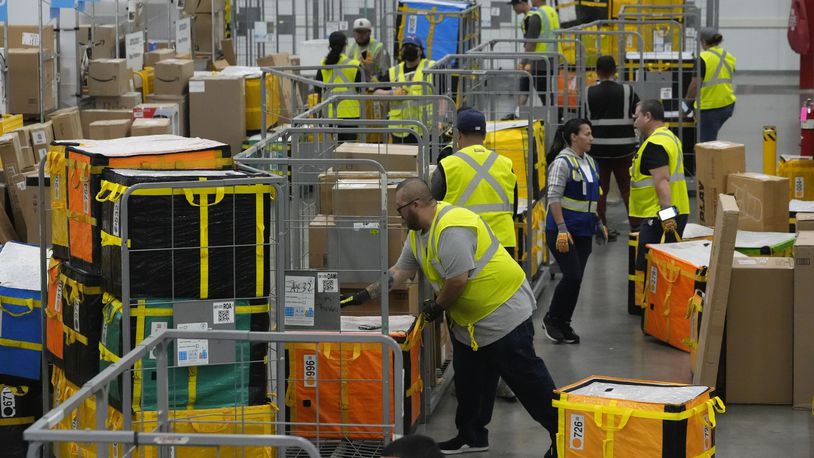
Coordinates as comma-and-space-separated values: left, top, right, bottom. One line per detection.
544, 151, 601, 236
320, 54, 361, 119
410, 202, 526, 350
388, 59, 435, 138
586, 82, 638, 153
441, 145, 517, 247
629, 127, 690, 218
698, 46, 736, 110
347, 38, 383, 63
522, 6, 562, 55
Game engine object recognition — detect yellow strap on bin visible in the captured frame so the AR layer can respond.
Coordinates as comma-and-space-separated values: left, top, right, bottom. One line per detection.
0, 416, 35, 426
99, 342, 121, 363
187, 366, 198, 410
255, 188, 265, 297
100, 230, 131, 247
0, 296, 40, 316
405, 377, 423, 398
63, 324, 89, 346
0, 337, 42, 352
553, 395, 726, 424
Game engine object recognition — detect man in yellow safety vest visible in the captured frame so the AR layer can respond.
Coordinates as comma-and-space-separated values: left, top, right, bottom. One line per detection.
346, 18, 391, 82
342, 178, 559, 457
630, 99, 690, 304
685, 28, 736, 142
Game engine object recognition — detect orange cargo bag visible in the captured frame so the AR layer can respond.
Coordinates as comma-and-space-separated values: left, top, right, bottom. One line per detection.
63, 136, 232, 273
642, 240, 709, 352
45, 257, 63, 365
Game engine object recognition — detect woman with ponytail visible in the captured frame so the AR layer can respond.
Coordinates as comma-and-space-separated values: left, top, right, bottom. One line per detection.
314, 31, 363, 141
543, 118, 606, 344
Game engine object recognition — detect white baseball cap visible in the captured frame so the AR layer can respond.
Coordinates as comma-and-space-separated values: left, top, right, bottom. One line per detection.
353, 18, 372, 31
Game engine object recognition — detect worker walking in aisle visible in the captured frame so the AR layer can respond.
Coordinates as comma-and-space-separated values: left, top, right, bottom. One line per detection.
685, 28, 736, 142
342, 178, 559, 457
431, 107, 519, 402
346, 18, 391, 82
375, 35, 435, 144
585, 55, 640, 237
314, 31, 362, 141
506, 0, 560, 120
630, 99, 690, 285
543, 118, 607, 344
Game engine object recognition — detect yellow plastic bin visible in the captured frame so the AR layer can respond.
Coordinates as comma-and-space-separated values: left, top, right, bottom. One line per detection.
221, 66, 280, 131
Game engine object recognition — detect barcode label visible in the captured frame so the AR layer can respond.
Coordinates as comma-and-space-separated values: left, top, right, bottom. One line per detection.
317, 272, 338, 293
795, 177, 805, 198
213, 301, 235, 324
55, 281, 64, 313
649, 265, 658, 294
304, 354, 318, 387
73, 298, 81, 332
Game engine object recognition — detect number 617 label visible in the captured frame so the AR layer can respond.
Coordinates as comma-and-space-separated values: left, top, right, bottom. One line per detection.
569, 414, 585, 450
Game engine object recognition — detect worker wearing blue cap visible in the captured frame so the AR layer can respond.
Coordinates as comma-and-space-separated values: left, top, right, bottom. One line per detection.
374, 34, 436, 144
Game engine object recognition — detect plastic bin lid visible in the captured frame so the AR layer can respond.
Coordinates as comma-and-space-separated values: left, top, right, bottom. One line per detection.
66, 135, 227, 157
735, 230, 796, 249
647, 240, 713, 268
341, 315, 416, 333
569, 381, 709, 405
220, 66, 265, 79
791, 199, 814, 213
0, 242, 47, 291
682, 223, 714, 239
400, 0, 471, 9
109, 169, 246, 178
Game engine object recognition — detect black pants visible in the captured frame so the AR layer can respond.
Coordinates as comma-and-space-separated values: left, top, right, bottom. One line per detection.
546, 233, 593, 323
519, 59, 552, 105
390, 132, 419, 144
635, 214, 689, 271
452, 318, 557, 445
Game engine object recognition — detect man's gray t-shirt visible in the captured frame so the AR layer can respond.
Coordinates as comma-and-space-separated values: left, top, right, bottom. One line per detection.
396, 226, 535, 347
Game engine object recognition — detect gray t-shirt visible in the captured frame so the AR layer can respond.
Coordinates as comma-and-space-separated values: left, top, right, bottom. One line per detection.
396, 226, 535, 347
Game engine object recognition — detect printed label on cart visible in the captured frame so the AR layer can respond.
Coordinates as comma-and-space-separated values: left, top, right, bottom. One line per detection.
284, 275, 315, 326
317, 272, 338, 293
795, 177, 805, 198
703, 415, 711, 449
176, 322, 209, 367
113, 200, 121, 236
407, 15, 418, 34
54, 175, 61, 199
569, 414, 585, 450
83, 181, 90, 214
303, 354, 318, 387
148, 322, 168, 359
55, 281, 64, 312
213, 301, 235, 324
74, 299, 81, 332
650, 265, 658, 294
1, 386, 16, 418
660, 87, 672, 100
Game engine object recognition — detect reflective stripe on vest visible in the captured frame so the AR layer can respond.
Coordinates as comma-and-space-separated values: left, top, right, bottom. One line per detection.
629, 127, 690, 217
447, 148, 513, 213
321, 55, 361, 118
559, 154, 598, 213
630, 131, 685, 189
699, 46, 736, 110
347, 39, 383, 62
388, 59, 434, 137
589, 84, 638, 145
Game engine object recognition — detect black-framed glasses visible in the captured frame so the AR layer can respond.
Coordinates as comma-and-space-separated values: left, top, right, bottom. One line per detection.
396, 198, 419, 214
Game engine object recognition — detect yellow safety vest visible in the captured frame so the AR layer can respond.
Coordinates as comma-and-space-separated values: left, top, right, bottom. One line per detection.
320, 54, 361, 119
388, 59, 435, 138
522, 6, 562, 55
698, 46, 736, 110
410, 202, 525, 350
629, 126, 690, 218
441, 145, 517, 248
347, 38, 383, 63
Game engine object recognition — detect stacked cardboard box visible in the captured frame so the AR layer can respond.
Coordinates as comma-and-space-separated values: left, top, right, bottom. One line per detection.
7, 49, 57, 115
189, 74, 245, 153
48, 107, 84, 140
694, 141, 745, 226
726, 172, 789, 232
87, 59, 131, 97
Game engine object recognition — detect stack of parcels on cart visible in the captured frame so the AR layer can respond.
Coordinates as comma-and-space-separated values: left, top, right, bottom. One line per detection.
286, 315, 423, 439
0, 242, 46, 458
40, 135, 276, 456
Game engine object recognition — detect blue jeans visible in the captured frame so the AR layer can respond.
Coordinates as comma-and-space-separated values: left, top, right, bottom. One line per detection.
451, 318, 557, 445
699, 103, 735, 142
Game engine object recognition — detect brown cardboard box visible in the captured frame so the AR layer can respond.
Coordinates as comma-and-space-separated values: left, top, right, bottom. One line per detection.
27, 121, 54, 164
0, 25, 57, 52
725, 257, 794, 404
307, 214, 406, 269
11, 172, 51, 245
194, 13, 225, 54
726, 172, 789, 232
184, 0, 226, 14
334, 143, 418, 173
79, 109, 134, 137
8, 128, 31, 149
8, 49, 57, 115
88, 119, 132, 140
0, 203, 18, 243
793, 231, 814, 410
146, 95, 189, 136
133, 103, 181, 135
48, 107, 84, 140
95, 92, 142, 110
154, 59, 195, 95
0, 134, 30, 236
332, 179, 399, 217
189, 75, 245, 153
222, 38, 236, 65
257, 53, 300, 120
78, 25, 118, 59
88, 59, 131, 96
318, 170, 417, 215
340, 281, 420, 316
144, 49, 176, 68
131, 118, 172, 136
796, 213, 814, 233
208, 59, 230, 71
694, 141, 746, 226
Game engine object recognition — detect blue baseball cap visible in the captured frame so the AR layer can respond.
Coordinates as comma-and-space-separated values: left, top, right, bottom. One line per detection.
402, 34, 423, 48
457, 108, 486, 134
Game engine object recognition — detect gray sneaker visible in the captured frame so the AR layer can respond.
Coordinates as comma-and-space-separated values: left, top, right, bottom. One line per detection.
496, 378, 517, 402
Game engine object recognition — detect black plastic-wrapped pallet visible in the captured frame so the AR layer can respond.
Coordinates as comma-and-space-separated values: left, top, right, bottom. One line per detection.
97, 169, 272, 300
60, 261, 104, 387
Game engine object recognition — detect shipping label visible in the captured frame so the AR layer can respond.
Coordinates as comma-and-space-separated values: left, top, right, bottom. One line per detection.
569, 413, 585, 450
213, 301, 235, 324
176, 322, 209, 367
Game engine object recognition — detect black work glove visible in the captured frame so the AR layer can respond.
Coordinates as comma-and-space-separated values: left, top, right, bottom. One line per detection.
421, 299, 445, 322
340, 289, 371, 307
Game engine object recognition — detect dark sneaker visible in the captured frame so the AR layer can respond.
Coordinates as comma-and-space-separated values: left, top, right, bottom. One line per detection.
438, 436, 489, 455
608, 228, 620, 242
562, 323, 580, 344
501, 113, 519, 121
544, 444, 558, 458
542, 315, 566, 343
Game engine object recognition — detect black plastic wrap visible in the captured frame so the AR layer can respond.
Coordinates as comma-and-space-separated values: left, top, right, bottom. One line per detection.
99, 169, 271, 300
0, 377, 42, 458
60, 262, 104, 387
